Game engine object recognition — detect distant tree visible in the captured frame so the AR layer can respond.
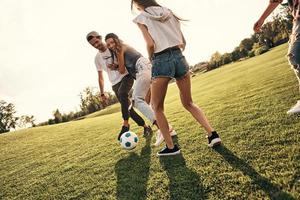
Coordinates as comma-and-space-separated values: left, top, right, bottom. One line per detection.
53, 109, 63, 124
80, 87, 102, 114
221, 53, 232, 65
48, 119, 55, 125
61, 113, 70, 122
231, 47, 242, 62
18, 115, 36, 128
0, 100, 19, 133
209, 51, 222, 69
239, 38, 255, 52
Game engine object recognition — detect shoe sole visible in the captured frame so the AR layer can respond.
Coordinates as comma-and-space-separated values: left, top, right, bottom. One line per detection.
208, 138, 222, 148
157, 150, 181, 157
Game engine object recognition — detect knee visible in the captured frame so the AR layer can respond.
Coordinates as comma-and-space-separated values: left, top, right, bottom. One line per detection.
151, 102, 164, 113
182, 100, 194, 110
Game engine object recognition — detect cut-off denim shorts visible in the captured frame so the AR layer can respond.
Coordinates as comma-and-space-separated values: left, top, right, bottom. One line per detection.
151, 47, 189, 80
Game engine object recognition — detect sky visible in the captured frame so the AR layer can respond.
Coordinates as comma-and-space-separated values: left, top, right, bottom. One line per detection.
0, 0, 282, 123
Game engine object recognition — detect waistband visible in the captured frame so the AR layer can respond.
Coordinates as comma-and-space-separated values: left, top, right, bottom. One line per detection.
153, 46, 181, 57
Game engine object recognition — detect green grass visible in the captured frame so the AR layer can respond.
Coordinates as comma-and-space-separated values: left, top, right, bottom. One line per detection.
84, 104, 120, 119
1, 44, 300, 199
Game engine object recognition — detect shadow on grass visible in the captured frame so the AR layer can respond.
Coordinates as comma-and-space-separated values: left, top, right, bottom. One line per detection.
115, 134, 152, 200
214, 145, 295, 200
159, 136, 207, 200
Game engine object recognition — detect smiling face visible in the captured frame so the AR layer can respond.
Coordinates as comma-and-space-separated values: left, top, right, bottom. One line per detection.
105, 38, 117, 51
88, 36, 105, 50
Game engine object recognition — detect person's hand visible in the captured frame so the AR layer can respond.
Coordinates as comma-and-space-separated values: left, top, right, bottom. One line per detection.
100, 93, 108, 104
253, 19, 265, 33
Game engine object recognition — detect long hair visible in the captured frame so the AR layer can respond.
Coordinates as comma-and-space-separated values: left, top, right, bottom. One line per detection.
131, 0, 187, 21
131, 0, 160, 10
104, 33, 123, 53
287, 0, 294, 7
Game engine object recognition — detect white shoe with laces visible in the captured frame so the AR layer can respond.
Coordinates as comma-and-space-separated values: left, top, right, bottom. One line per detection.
287, 100, 300, 114
154, 125, 177, 147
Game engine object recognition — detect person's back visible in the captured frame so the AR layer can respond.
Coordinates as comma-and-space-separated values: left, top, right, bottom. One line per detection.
133, 6, 183, 53
123, 45, 142, 79
132, 0, 221, 157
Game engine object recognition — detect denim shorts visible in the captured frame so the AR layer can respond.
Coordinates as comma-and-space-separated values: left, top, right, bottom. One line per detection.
151, 48, 189, 80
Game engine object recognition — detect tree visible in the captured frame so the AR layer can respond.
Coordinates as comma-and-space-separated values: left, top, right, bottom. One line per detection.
221, 53, 232, 65
18, 115, 36, 128
239, 38, 255, 52
231, 47, 242, 62
53, 109, 63, 124
209, 51, 222, 70
0, 100, 19, 133
79, 87, 102, 114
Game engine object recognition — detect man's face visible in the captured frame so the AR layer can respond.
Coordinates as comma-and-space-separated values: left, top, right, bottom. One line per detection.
88, 36, 105, 50
105, 38, 116, 51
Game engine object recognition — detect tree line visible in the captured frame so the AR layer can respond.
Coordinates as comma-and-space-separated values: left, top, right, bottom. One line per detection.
191, 7, 292, 73
0, 100, 36, 133
37, 87, 118, 126
0, 87, 118, 133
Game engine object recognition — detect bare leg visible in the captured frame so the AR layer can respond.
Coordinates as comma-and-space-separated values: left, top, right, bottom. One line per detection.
151, 77, 174, 149
176, 73, 214, 135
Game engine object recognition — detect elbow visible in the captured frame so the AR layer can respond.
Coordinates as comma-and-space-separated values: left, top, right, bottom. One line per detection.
147, 44, 154, 51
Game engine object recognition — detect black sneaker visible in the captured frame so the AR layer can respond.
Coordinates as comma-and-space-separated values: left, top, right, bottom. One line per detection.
143, 126, 153, 137
157, 145, 181, 156
118, 125, 130, 141
208, 131, 221, 147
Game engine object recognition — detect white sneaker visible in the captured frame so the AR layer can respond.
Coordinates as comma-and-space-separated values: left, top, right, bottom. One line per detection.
154, 125, 177, 147
287, 100, 300, 114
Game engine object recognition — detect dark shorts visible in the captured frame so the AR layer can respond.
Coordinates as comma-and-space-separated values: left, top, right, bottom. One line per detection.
152, 48, 189, 80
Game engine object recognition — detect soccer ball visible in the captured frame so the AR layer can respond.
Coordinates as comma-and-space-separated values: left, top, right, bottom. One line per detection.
120, 131, 139, 150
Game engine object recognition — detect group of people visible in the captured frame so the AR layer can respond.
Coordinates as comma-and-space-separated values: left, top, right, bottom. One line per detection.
86, 0, 300, 157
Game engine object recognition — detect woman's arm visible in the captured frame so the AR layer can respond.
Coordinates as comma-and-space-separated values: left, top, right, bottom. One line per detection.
116, 46, 126, 74
137, 23, 155, 60
253, 0, 283, 33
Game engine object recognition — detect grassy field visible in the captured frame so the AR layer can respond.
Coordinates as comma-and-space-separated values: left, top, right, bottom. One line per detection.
1, 44, 300, 200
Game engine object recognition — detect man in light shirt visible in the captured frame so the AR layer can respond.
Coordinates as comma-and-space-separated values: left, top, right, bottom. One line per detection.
86, 31, 152, 140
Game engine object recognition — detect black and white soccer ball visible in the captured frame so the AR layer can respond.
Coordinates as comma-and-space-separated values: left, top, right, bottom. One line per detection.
120, 131, 139, 150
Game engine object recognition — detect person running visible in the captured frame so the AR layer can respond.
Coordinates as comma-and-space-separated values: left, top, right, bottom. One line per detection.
86, 31, 152, 140
104, 33, 177, 146
254, 0, 300, 114
131, 0, 221, 156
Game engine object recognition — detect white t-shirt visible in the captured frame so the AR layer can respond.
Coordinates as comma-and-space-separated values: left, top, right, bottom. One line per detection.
95, 48, 127, 86
133, 6, 184, 53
